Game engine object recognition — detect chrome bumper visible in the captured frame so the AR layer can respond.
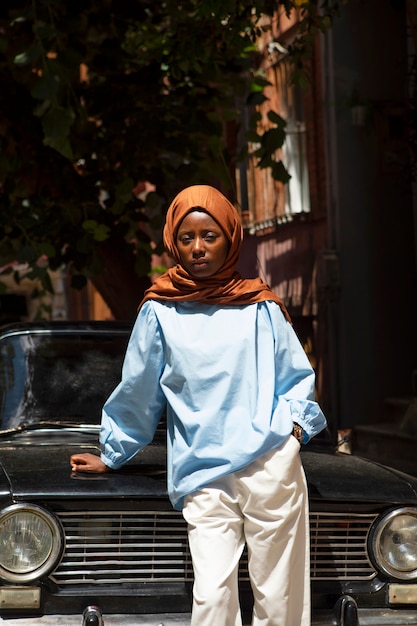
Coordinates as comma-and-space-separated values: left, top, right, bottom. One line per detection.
313, 612, 417, 625
0, 615, 191, 626
313, 595, 417, 625
2, 599, 417, 626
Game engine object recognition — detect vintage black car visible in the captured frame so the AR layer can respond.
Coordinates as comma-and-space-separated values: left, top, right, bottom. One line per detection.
0, 321, 417, 626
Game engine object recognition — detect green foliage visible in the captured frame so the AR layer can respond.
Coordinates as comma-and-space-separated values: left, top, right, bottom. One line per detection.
282, 0, 348, 85
0, 0, 344, 308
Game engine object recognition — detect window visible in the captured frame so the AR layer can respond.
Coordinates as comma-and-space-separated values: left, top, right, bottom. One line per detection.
237, 56, 311, 232
275, 59, 310, 215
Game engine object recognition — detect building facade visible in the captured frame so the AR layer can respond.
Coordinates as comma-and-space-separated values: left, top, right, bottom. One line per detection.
237, 0, 417, 434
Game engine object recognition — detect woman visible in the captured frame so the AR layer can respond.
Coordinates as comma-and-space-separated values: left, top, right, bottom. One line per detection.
70, 184, 327, 626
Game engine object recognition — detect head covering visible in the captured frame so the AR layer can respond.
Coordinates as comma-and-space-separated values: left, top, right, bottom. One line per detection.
140, 185, 290, 321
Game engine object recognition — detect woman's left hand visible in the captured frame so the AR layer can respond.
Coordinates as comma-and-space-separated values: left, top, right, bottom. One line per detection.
70, 452, 110, 473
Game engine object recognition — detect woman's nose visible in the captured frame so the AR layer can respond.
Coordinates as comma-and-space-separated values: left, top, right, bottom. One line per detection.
192, 237, 205, 256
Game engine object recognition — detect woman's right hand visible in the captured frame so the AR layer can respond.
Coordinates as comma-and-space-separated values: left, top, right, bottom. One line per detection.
70, 452, 110, 473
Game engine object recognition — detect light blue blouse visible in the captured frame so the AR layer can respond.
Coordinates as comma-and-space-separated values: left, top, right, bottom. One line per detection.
100, 299, 327, 509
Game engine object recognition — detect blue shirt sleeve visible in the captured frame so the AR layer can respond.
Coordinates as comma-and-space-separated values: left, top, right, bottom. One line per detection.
267, 301, 327, 443
100, 302, 166, 468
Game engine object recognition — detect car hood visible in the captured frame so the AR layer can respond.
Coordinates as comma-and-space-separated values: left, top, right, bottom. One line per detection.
0, 435, 168, 501
302, 448, 417, 503
0, 436, 417, 504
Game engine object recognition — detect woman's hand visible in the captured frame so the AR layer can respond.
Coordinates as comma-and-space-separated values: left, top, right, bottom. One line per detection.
70, 452, 110, 473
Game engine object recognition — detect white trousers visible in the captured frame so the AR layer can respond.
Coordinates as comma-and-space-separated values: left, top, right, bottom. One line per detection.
182, 435, 310, 626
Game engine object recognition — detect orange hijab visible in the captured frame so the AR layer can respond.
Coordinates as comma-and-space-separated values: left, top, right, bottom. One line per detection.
140, 185, 290, 321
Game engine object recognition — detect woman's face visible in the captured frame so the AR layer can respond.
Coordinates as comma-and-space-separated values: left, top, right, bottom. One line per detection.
176, 210, 229, 278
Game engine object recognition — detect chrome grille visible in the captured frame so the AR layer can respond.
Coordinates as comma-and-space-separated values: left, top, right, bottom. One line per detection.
52, 510, 377, 586
53, 511, 193, 585
310, 512, 377, 580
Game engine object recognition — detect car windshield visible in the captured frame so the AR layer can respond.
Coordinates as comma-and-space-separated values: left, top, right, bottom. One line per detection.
0, 330, 128, 431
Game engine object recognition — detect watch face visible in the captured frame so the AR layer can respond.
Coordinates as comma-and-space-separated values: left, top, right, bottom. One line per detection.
293, 424, 303, 444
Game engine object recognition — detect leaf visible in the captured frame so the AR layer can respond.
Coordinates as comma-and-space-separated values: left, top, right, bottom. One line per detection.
42, 105, 73, 137
253, 145, 267, 159
93, 224, 111, 242
249, 111, 262, 125
257, 153, 273, 169
42, 105, 74, 158
16, 245, 36, 264
75, 234, 93, 254
207, 135, 222, 157
10, 270, 21, 286
38, 242, 56, 258
14, 43, 41, 66
251, 75, 271, 89
320, 16, 333, 31
43, 134, 73, 159
82, 220, 110, 242
117, 178, 135, 202
149, 264, 168, 276
261, 127, 286, 151
82, 219, 98, 231
290, 69, 310, 90
85, 253, 104, 277
271, 160, 292, 184
245, 130, 262, 144
38, 267, 54, 293
145, 191, 162, 210
246, 91, 268, 106
207, 111, 221, 124
25, 266, 54, 293
31, 74, 61, 100
267, 110, 287, 127
71, 274, 88, 290
221, 108, 239, 121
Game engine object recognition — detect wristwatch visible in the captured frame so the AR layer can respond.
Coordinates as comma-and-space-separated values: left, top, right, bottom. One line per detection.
292, 423, 304, 445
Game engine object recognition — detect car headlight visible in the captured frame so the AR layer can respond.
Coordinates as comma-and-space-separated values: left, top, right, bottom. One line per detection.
369, 507, 417, 580
0, 503, 64, 583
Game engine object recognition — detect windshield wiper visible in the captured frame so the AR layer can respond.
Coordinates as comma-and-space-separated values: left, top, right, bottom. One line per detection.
0, 421, 100, 436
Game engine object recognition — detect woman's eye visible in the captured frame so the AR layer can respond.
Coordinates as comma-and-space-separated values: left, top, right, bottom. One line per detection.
179, 236, 193, 244
204, 234, 216, 242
